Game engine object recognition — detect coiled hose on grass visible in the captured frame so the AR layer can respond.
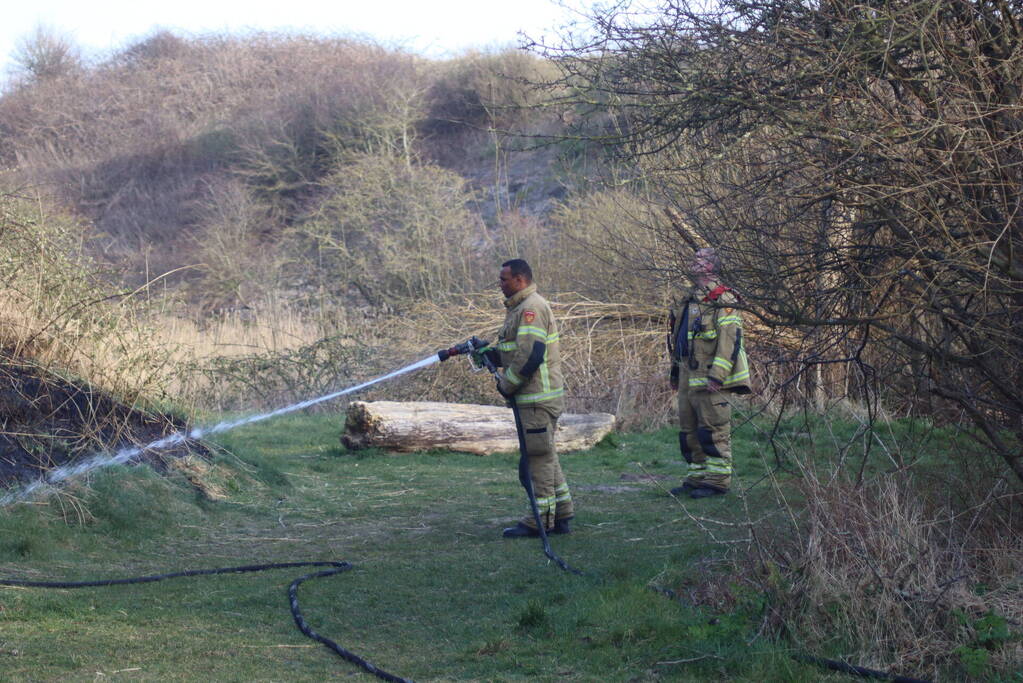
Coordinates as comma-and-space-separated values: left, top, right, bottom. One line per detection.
0, 561, 413, 683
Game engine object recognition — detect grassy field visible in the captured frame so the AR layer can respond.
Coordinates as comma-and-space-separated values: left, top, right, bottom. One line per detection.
0, 411, 878, 681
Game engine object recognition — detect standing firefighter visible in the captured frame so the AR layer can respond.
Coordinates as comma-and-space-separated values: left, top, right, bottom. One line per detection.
668, 247, 752, 498
493, 259, 575, 538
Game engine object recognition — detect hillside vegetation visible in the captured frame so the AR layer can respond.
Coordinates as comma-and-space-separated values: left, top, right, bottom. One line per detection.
0, 34, 613, 307
0, 31, 668, 412
1, 9, 1021, 680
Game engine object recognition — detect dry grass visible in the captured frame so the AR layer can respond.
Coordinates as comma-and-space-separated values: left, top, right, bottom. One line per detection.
145, 302, 346, 413
91, 291, 681, 427
753, 469, 1023, 678
155, 305, 324, 363
0, 285, 169, 405
371, 295, 675, 426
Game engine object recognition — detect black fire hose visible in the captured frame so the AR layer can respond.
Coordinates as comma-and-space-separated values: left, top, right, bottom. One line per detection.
792, 654, 931, 683
0, 561, 413, 683
508, 394, 583, 576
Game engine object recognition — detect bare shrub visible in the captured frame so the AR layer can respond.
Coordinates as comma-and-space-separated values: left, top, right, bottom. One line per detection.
230, 41, 430, 217
293, 154, 485, 305
116, 30, 190, 65
188, 178, 280, 310
8, 26, 82, 84
545, 188, 675, 301
424, 49, 559, 135
489, 211, 553, 281
753, 470, 1023, 678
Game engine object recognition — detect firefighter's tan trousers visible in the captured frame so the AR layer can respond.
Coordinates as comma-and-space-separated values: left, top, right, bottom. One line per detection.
677, 387, 733, 491
518, 405, 574, 530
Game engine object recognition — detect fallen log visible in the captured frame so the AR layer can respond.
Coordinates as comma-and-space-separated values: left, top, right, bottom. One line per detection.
341, 401, 615, 455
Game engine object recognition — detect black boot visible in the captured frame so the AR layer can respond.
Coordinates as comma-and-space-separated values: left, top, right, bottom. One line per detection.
669, 481, 697, 496
551, 517, 572, 534
689, 485, 727, 499
502, 522, 540, 538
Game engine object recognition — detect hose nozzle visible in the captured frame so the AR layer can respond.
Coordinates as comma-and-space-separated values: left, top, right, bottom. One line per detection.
437, 339, 474, 362
437, 336, 494, 371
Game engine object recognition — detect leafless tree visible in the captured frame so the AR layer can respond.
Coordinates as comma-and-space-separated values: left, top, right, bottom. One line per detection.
9, 26, 81, 83
538, 0, 1023, 483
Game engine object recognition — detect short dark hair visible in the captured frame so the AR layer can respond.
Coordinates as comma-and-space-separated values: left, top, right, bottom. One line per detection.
501, 258, 533, 282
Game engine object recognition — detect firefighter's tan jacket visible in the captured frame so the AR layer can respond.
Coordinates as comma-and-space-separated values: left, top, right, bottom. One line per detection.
495, 284, 565, 412
669, 281, 751, 393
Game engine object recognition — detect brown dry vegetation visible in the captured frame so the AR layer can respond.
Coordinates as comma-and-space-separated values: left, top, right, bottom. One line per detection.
0, 32, 674, 481
0, 33, 577, 299
781, 473, 1023, 676
2, 15, 1021, 679
538, 1, 1023, 677
2, 34, 420, 222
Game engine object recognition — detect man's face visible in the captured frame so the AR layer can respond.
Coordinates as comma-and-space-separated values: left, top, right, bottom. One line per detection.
691, 250, 715, 277
499, 266, 525, 298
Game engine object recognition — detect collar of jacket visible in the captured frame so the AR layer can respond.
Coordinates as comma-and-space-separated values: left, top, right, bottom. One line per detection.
690, 279, 720, 300
505, 283, 537, 309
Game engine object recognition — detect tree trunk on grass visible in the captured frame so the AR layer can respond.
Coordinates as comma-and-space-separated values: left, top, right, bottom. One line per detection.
341, 401, 616, 455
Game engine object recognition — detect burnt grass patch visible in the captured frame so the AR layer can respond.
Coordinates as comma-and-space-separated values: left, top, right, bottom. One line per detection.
0, 354, 205, 488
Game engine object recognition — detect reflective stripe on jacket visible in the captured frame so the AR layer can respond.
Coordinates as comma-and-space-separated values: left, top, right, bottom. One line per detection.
497, 284, 565, 411
668, 282, 751, 394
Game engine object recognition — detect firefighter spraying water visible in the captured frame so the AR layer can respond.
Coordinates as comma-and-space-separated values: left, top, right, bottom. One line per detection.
438, 332, 580, 575
437, 259, 580, 573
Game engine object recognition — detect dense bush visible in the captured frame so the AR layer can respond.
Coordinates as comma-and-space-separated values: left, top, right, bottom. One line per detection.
293, 154, 486, 305
424, 49, 558, 135
0, 190, 182, 410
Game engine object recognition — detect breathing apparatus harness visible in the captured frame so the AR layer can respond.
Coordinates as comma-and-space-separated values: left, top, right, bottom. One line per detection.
669, 284, 734, 383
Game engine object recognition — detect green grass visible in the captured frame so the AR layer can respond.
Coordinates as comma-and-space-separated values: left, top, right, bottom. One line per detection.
0, 412, 846, 681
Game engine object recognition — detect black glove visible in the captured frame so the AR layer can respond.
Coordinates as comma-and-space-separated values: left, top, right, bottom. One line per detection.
496, 375, 514, 399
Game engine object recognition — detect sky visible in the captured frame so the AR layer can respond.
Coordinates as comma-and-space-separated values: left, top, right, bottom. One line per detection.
1, 0, 591, 77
